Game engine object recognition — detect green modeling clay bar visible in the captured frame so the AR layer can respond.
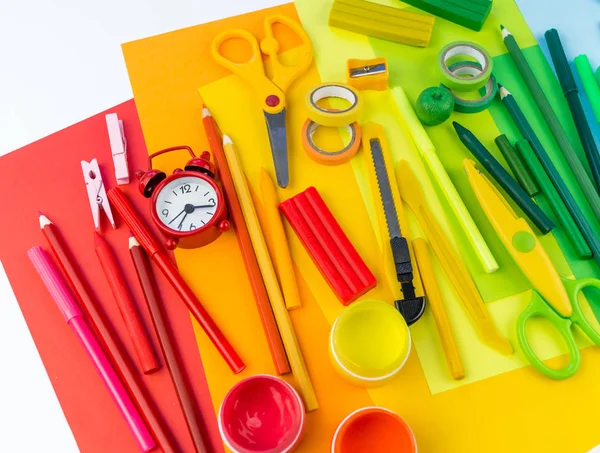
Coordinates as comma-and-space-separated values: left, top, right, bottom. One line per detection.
399, 0, 492, 31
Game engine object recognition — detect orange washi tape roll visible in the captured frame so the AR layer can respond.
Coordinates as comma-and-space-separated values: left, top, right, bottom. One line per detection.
301, 119, 362, 166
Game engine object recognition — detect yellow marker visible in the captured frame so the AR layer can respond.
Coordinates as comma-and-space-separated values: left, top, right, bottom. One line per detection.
412, 238, 465, 380
361, 123, 425, 309
391, 86, 498, 274
258, 168, 302, 310
397, 160, 513, 355
223, 136, 318, 411
464, 159, 571, 317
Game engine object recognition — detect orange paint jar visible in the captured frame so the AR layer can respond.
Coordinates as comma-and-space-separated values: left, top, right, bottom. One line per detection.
331, 407, 417, 453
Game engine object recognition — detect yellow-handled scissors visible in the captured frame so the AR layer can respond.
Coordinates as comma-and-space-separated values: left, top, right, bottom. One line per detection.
465, 159, 600, 379
211, 16, 313, 188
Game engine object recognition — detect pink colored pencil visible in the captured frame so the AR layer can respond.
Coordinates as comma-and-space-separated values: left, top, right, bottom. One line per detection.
28, 246, 156, 452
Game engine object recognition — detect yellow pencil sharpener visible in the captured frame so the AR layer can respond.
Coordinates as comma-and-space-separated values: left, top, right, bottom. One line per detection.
329, 299, 411, 387
346, 57, 389, 91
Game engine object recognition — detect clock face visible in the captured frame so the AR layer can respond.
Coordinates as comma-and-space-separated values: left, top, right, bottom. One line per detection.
154, 175, 219, 233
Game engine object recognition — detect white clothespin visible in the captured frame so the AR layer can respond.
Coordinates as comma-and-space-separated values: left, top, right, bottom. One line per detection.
82, 159, 116, 232
106, 113, 129, 185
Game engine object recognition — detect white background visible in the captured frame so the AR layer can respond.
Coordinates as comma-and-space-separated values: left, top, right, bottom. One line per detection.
1, 0, 599, 451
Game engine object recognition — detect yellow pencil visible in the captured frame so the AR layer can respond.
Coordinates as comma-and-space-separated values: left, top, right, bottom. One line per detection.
223, 136, 318, 411
258, 168, 302, 310
412, 238, 465, 380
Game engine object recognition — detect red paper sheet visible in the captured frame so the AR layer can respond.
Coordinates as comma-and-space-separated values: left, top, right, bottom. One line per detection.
0, 100, 223, 453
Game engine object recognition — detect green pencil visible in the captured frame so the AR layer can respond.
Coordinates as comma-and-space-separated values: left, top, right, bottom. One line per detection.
516, 139, 591, 259
499, 85, 600, 264
501, 25, 600, 224
453, 121, 553, 234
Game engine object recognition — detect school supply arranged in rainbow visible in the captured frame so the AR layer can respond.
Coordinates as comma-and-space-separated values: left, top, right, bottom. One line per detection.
8, 3, 600, 453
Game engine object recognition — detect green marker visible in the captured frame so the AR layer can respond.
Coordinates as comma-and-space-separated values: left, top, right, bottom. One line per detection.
574, 54, 600, 124
501, 25, 600, 222
495, 134, 539, 197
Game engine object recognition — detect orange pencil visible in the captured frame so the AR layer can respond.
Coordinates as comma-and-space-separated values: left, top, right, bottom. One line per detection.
201, 106, 290, 375
94, 232, 160, 374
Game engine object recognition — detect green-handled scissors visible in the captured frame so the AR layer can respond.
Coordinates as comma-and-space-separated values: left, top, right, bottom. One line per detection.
465, 158, 600, 379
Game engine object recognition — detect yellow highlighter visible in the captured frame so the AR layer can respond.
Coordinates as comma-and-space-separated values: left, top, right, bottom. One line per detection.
413, 237, 465, 380
392, 86, 498, 273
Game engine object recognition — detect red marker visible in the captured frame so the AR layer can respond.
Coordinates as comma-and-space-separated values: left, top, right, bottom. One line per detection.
95, 232, 159, 374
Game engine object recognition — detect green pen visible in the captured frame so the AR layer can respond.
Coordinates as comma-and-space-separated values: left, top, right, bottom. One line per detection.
453, 121, 554, 234
516, 139, 592, 259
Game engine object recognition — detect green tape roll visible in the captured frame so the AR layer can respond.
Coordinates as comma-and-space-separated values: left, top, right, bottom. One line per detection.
440, 61, 498, 114
438, 41, 493, 92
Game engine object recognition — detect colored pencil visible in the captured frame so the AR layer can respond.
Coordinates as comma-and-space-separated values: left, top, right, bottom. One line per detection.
129, 238, 209, 453
501, 25, 600, 223
95, 232, 159, 374
107, 187, 245, 375
223, 135, 318, 412
28, 246, 156, 452
515, 139, 592, 259
453, 121, 554, 234
412, 238, 465, 380
499, 86, 600, 264
201, 107, 290, 375
545, 28, 600, 193
258, 168, 302, 310
40, 215, 180, 453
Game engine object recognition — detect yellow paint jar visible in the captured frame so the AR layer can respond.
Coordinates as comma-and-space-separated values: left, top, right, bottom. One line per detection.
329, 300, 411, 387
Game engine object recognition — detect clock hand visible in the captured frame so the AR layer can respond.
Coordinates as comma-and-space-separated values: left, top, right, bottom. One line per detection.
177, 212, 189, 230
192, 203, 216, 209
168, 209, 186, 225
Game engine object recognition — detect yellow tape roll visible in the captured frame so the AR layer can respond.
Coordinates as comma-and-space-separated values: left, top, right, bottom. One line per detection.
306, 83, 362, 127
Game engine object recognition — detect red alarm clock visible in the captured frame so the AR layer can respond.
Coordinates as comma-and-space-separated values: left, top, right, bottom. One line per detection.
136, 146, 230, 250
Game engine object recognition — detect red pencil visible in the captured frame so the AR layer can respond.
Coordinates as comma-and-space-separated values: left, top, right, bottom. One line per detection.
202, 106, 290, 376
130, 237, 210, 453
40, 214, 180, 453
94, 232, 159, 374
107, 187, 245, 374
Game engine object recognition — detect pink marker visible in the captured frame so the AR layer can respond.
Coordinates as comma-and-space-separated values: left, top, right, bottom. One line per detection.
28, 246, 156, 452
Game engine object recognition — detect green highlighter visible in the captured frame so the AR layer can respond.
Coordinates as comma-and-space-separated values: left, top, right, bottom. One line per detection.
453, 122, 554, 234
